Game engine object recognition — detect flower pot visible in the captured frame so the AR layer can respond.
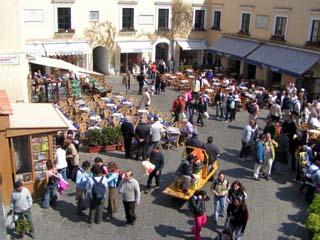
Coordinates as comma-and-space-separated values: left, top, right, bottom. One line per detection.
87, 146, 102, 153
117, 143, 125, 152
104, 145, 117, 152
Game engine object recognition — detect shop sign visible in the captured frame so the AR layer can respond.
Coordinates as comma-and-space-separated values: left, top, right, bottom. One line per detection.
0, 54, 20, 65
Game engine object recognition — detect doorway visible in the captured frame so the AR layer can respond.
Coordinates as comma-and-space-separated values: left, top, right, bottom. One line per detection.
247, 64, 256, 79
155, 43, 169, 63
93, 46, 108, 74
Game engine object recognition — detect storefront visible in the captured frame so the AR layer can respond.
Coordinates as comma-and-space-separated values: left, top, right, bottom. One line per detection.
176, 40, 207, 68
117, 41, 153, 74
0, 91, 68, 205
25, 40, 92, 70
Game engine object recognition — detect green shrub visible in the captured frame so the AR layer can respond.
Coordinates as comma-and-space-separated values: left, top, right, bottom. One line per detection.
313, 233, 320, 240
307, 213, 320, 235
86, 129, 101, 147
309, 194, 320, 215
101, 127, 121, 146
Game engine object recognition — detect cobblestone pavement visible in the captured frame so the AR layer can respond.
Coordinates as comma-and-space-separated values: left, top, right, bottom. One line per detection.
16, 76, 308, 239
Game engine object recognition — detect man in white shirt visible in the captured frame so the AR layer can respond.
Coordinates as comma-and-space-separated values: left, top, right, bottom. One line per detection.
148, 117, 164, 157
55, 144, 67, 180
139, 88, 151, 109
11, 181, 34, 238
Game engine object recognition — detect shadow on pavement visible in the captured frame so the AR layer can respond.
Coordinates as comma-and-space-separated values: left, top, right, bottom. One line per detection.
154, 224, 192, 239
54, 200, 84, 223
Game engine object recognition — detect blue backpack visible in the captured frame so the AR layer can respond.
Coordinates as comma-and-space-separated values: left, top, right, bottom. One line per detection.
92, 177, 106, 201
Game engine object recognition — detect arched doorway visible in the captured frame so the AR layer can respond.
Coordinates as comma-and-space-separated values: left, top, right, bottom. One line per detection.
93, 46, 109, 74
155, 43, 169, 63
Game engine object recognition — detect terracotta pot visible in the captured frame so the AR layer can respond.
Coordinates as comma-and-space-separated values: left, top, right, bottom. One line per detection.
104, 145, 117, 152
87, 146, 102, 153
117, 143, 125, 152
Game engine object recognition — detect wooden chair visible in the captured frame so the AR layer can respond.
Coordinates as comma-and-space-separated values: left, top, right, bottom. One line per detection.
93, 94, 100, 102
148, 105, 157, 114
159, 112, 170, 121
104, 110, 111, 119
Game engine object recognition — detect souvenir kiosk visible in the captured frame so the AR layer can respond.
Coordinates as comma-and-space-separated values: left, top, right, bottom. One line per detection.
0, 91, 68, 205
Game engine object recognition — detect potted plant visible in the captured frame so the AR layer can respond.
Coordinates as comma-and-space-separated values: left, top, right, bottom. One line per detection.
115, 127, 125, 151
86, 129, 102, 153
102, 127, 120, 151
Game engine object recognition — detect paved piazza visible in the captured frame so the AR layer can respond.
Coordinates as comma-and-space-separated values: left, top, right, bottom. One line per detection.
26, 77, 308, 240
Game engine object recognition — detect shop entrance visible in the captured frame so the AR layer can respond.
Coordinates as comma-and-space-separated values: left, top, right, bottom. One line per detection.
155, 43, 169, 63
247, 64, 256, 79
93, 46, 109, 74
270, 71, 282, 88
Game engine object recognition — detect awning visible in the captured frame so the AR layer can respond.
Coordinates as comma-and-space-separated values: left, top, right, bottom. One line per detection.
28, 56, 102, 75
25, 42, 46, 56
43, 41, 91, 56
118, 41, 153, 53
246, 44, 320, 77
208, 36, 261, 59
177, 40, 207, 50
9, 103, 69, 129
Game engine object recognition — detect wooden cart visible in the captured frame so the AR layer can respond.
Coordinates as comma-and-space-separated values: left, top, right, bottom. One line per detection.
163, 147, 219, 200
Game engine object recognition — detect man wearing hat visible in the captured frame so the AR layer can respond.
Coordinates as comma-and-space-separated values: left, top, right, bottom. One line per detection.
10, 181, 34, 238
175, 155, 196, 195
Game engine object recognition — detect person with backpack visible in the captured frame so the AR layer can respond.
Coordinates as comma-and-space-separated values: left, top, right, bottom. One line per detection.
211, 172, 229, 224
75, 161, 91, 216
88, 164, 109, 224
189, 190, 210, 240
118, 170, 140, 225
43, 160, 59, 209
225, 92, 235, 122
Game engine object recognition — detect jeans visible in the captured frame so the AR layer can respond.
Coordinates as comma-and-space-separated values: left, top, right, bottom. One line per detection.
239, 141, 251, 158
188, 108, 194, 124
42, 185, 58, 208
216, 102, 224, 118
263, 158, 274, 176
76, 188, 87, 214
192, 214, 207, 240
88, 198, 105, 224
225, 108, 232, 121
123, 201, 137, 224
213, 196, 226, 221
58, 168, 67, 181
197, 112, 204, 126
147, 169, 161, 188
230, 223, 243, 240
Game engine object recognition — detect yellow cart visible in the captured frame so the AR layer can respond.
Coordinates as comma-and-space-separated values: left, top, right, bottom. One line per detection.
163, 147, 219, 200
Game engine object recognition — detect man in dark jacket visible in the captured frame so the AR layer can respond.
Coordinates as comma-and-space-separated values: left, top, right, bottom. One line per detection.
202, 136, 220, 167
121, 116, 135, 159
186, 133, 202, 152
145, 146, 164, 193
175, 155, 195, 195
135, 119, 150, 161
136, 72, 145, 95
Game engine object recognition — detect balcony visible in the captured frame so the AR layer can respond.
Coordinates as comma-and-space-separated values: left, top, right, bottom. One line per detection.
54, 28, 75, 39
270, 34, 286, 42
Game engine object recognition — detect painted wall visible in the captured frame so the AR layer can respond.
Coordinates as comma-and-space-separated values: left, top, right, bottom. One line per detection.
0, 0, 29, 103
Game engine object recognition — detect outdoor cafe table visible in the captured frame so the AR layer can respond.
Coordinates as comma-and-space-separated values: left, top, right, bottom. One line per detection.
180, 80, 189, 84
79, 106, 90, 112
112, 113, 124, 119
106, 103, 116, 108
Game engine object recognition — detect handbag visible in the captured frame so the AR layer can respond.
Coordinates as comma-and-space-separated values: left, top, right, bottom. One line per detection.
58, 177, 69, 194
142, 160, 156, 175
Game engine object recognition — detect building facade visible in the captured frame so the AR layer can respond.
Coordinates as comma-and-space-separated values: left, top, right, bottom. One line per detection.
1, 0, 320, 102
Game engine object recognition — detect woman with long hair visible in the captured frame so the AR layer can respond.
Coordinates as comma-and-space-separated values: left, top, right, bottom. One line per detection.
227, 180, 247, 204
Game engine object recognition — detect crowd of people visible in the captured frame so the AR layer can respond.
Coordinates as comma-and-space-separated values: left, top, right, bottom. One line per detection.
10, 62, 320, 240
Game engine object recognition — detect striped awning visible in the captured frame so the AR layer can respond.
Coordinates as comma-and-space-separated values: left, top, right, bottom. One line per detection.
246, 44, 320, 77
208, 36, 261, 59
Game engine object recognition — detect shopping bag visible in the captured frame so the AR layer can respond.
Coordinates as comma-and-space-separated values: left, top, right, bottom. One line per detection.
142, 161, 156, 175
204, 112, 209, 119
58, 177, 69, 194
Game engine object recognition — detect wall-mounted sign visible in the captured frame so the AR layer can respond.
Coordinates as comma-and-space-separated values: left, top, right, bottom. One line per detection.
138, 15, 154, 25
0, 54, 20, 65
24, 9, 43, 22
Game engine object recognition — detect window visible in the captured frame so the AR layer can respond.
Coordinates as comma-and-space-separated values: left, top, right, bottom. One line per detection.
273, 16, 287, 40
13, 136, 32, 182
194, 9, 205, 30
57, 7, 71, 31
158, 9, 169, 30
256, 15, 269, 29
122, 8, 134, 31
212, 11, 221, 30
240, 13, 251, 34
89, 11, 99, 22
310, 20, 320, 44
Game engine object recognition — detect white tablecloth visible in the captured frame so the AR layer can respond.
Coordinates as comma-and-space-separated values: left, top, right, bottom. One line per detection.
166, 127, 180, 134
122, 101, 132, 106
88, 126, 101, 130
101, 97, 110, 101
106, 103, 116, 107
112, 113, 124, 118
90, 115, 101, 121
115, 95, 124, 100
181, 80, 189, 84
79, 107, 90, 112
138, 109, 149, 114
76, 100, 85, 104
